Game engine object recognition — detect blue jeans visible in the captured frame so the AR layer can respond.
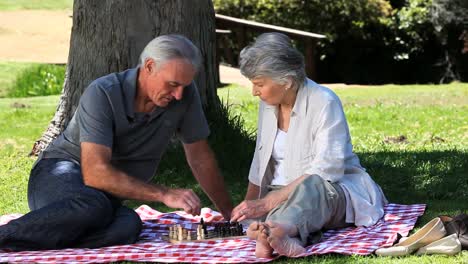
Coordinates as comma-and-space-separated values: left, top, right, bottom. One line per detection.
0, 158, 142, 251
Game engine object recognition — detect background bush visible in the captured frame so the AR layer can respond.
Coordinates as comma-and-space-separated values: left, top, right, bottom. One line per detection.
8, 64, 65, 98
214, 0, 468, 84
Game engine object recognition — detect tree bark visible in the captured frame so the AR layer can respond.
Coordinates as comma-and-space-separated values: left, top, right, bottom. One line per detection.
31, 0, 219, 156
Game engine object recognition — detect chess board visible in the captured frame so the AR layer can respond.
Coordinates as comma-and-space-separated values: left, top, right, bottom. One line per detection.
163, 220, 247, 244
162, 234, 247, 244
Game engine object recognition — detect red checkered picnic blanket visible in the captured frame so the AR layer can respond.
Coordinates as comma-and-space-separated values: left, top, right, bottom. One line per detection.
0, 203, 425, 263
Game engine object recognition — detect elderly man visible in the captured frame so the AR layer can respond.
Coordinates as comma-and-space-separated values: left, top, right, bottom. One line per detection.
0, 35, 233, 250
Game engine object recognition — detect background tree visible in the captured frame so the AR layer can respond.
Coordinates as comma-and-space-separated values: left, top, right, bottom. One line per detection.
430, 0, 468, 82
213, 0, 468, 84
31, 0, 219, 156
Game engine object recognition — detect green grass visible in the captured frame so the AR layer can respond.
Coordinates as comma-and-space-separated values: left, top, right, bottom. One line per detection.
217, 83, 468, 137
0, 0, 72, 10
1, 82, 468, 263
0, 62, 36, 97
0, 95, 59, 213
8, 64, 65, 97
0, 62, 65, 98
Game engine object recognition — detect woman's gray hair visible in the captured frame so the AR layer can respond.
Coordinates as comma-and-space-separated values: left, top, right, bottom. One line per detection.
239, 32, 306, 90
139, 34, 202, 72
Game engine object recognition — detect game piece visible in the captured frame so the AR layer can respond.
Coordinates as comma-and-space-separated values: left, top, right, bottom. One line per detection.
163, 219, 246, 244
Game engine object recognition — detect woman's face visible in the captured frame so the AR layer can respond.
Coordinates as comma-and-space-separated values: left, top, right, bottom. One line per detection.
250, 77, 289, 105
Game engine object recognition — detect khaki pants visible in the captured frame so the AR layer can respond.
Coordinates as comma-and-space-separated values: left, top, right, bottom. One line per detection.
266, 174, 351, 245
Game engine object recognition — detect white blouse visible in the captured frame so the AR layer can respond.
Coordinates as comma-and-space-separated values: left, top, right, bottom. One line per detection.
271, 129, 288, 186
248, 78, 388, 227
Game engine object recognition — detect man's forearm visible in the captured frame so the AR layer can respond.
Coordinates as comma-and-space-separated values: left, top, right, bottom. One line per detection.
84, 162, 167, 202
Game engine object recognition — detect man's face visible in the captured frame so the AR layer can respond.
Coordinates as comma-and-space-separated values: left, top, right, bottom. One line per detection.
145, 58, 196, 107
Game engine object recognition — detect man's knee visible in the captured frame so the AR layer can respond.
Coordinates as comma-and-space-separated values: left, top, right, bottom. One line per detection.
123, 208, 142, 236
71, 189, 114, 224
112, 208, 142, 244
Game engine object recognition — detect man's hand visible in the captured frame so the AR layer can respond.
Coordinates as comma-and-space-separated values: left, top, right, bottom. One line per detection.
230, 198, 272, 222
161, 188, 202, 216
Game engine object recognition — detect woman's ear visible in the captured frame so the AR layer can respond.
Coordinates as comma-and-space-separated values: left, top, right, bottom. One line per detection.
285, 78, 293, 90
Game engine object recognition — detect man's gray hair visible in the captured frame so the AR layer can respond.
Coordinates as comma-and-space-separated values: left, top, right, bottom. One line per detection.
139, 34, 202, 71
239, 32, 306, 89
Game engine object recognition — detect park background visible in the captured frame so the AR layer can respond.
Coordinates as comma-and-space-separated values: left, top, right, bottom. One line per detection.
0, 0, 467, 263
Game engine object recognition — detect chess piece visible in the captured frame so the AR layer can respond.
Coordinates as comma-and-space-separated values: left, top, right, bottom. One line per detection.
177, 225, 183, 241
169, 225, 174, 239
201, 219, 208, 238
197, 224, 203, 240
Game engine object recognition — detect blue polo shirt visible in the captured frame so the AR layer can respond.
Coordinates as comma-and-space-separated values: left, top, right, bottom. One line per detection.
39, 67, 210, 182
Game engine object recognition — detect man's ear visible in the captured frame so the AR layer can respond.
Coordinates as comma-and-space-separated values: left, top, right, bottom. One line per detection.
144, 58, 155, 74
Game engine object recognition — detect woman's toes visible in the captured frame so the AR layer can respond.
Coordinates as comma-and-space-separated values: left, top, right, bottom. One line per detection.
255, 228, 273, 258
247, 221, 260, 239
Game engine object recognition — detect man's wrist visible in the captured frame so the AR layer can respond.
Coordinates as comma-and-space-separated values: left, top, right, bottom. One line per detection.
154, 185, 169, 204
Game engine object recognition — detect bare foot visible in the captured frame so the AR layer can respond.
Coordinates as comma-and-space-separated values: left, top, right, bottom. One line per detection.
247, 221, 261, 240
266, 221, 306, 257
265, 221, 298, 237
255, 224, 274, 258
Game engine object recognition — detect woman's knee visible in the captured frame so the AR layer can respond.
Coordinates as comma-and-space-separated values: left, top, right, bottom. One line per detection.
294, 174, 327, 196
302, 174, 324, 184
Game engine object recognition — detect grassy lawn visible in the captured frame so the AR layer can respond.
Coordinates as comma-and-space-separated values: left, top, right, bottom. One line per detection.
0, 62, 37, 97
0, 82, 467, 263
0, 0, 72, 10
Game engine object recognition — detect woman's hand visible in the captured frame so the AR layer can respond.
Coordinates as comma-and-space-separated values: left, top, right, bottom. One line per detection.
231, 198, 272, 222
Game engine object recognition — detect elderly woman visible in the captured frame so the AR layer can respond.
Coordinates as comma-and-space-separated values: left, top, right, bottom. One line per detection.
230, 33, 388, 258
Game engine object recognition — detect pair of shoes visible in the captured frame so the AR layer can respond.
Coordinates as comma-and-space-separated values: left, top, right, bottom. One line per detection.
440, 214, 468, 250
415, 234, 461, 255
375, 217, 447, 256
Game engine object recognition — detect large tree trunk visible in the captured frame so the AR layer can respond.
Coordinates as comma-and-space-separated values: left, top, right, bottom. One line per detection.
31, 0, 219, 156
